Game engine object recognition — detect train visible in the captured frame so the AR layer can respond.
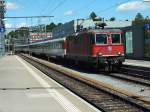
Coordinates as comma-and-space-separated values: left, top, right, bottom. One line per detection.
15, 28, 125, 71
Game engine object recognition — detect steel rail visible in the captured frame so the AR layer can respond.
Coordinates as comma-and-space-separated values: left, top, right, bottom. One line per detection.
121, 65, 150, 80
20, 54, 150, 112
104, 72, 150, 87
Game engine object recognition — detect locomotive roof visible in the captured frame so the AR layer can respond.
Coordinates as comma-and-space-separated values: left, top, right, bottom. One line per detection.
30, 37, 66, 45
15, 37, 66, 47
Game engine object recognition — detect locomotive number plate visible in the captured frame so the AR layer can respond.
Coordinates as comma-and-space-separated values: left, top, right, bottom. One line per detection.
108, 46, 112, 52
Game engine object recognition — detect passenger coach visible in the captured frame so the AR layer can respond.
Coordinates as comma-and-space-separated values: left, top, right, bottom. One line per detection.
15, 29, 125, 71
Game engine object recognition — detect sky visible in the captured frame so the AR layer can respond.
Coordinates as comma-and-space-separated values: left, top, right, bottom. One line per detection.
5, 0, 150, 29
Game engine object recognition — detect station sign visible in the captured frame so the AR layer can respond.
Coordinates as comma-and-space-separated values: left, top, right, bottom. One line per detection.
0, 26, 5, 32
144, 24, 150, 30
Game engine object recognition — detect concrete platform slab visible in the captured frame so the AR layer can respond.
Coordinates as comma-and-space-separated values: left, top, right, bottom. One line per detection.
124, 59, 150, 68
0, 55, 100, 112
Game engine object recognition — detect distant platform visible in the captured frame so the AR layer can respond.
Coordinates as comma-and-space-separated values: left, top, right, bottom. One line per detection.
124, 59, 150, 68
0, 55, 100, 112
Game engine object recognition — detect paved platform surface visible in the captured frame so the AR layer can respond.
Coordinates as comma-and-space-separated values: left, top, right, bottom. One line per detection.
124, 59, 150, 68
0, 55, 100, 112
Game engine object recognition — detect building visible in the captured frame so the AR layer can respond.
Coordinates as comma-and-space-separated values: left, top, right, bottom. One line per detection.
122, 24, 150, 60
30, 32, 52, 43
0, 0, 5, 57
52, 19, 131, 39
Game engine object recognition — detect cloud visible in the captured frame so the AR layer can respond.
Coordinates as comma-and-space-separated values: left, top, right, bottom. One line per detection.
16, 22, 28, 28
5, 23, 12, 28
117, 1, 150, 12
6, 2, 19, 10
64, 10, 74, 16
5, 23, 28, 29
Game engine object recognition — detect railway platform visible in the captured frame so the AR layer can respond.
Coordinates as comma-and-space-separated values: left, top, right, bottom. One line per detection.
124, 59, 150, 68
0, 55, 100, 112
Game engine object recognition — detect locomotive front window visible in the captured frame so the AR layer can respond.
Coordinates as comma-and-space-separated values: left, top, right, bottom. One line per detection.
96, 34, 107, 44
111, 34, 121, 44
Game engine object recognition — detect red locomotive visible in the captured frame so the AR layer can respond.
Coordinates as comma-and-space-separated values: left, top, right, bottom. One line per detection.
66, 29, 124, 71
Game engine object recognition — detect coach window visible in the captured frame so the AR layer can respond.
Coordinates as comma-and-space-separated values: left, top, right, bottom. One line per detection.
56, 43, 58, 49
50, 43, 52, 49
59, 42, 62, 49
96, 34, 107, 44
53, 43, 54, 48
54, 42, 56, 49
58, 43, 61, 49
46, 44, 49, 50
56, 42, 58, 49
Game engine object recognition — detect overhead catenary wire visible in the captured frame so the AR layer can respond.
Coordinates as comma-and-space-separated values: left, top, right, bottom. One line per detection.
81, 0, 132, 19
38, 0, 67, 24
50, 0, 97, 23
49, 0, 67, 15
77, 0, 133, 28
6, 0, 133, 29
74, 0, 97, 15
40, 0, 56, 16
96, 0, 132, 14
54, 0, 132, 24
5, 16, 54, 18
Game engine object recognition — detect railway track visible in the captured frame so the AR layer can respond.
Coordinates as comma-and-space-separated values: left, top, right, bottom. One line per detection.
105, 72, 150, 87
45, 56, 150, 87
20, 54, 150, 112
121, 65, 150, 80
107, 65, 150, 86
29, 54, 150, 87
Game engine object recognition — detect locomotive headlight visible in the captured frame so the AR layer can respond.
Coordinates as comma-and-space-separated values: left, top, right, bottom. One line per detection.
99, 52, 103, 56
118, 52, 121, 55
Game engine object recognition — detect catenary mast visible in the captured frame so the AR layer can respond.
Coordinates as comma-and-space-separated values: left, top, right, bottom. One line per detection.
0, 0, 5, 56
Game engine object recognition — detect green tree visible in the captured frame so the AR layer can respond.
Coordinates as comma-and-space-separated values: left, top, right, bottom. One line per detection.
7, 31, 16, 39
132, 13, 150, 25
90, 12, 97, 20
7, 27, 30, 46
46, 22, 56, 32
57, 23, 63, 26
89, 12, 102, 21
110, 17, 116, 21
145, 16, 149, 20
17, 27, 29, 39
135, 13, 144, 20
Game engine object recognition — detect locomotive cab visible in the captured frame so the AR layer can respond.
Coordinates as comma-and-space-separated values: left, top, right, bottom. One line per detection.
91, 29, 125, 71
